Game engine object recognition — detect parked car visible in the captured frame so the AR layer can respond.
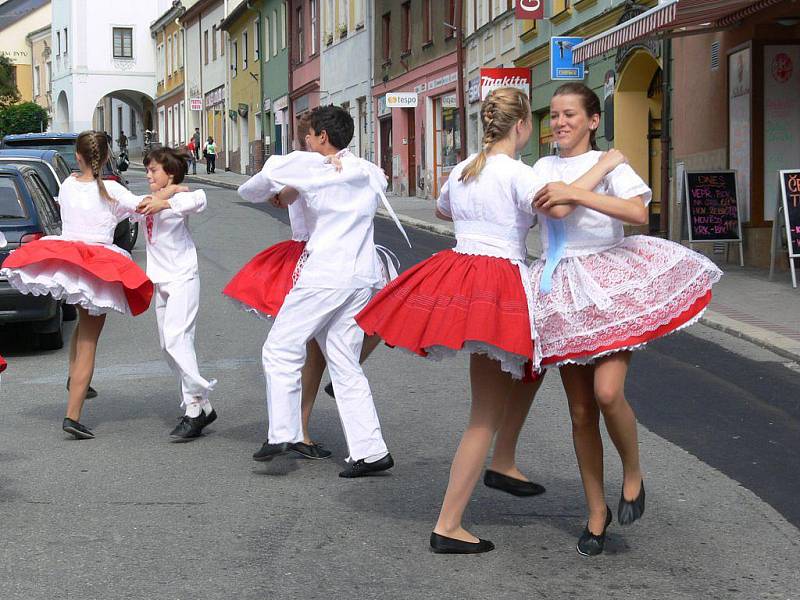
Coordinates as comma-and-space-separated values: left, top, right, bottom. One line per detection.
0, 165, 66, 350
0, 133, 138, 251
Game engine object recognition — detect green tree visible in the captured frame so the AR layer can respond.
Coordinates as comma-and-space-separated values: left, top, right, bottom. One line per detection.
0, 102, 50, 137
0, 55, 20, 108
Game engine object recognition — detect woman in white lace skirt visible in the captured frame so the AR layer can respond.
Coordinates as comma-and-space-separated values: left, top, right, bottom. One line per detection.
529, 83, 722, 556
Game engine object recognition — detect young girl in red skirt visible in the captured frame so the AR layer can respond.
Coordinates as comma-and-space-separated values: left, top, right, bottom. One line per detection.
0, 131, 181, 439
529, 83, 722, 556
357, 88, 564, 553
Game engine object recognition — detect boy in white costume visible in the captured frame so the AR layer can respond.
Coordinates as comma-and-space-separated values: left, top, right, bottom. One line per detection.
137, 148, 217, 441
238, 106, 395, 477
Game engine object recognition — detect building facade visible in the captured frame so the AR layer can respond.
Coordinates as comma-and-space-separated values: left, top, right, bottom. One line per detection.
0, 0, 51, 104
289, 0, 321, 142
257, 0, 290, 157
319, 0, 373, 160
26, 24, 53, 127
373, 0, 460, 198
152, 1, 188, 149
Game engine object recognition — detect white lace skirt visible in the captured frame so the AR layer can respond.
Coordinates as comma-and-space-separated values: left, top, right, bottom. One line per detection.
529, 235, 722, 369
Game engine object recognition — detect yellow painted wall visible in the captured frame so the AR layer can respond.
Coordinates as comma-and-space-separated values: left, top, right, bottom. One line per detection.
225, 8, 261, 146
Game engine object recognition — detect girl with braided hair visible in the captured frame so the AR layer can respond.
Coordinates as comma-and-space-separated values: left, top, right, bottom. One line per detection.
1, 130, 186, 439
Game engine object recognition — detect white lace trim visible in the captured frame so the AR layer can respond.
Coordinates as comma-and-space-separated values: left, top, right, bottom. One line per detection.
420, 341, 528, 380
226, 297, 275, 321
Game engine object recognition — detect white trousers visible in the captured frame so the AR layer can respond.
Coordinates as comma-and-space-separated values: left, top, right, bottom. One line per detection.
155, 277, 216, 406
262, 286, 387, 461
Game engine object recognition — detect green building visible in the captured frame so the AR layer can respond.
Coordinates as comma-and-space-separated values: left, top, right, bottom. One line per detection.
254, 0, 290, 156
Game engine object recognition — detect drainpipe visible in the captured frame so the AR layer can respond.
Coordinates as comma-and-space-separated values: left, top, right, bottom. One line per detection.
455, 0, 467, 163
661, 37, 671, 239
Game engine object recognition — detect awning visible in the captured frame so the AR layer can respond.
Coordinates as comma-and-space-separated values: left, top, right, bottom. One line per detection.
572, 0, 786, 63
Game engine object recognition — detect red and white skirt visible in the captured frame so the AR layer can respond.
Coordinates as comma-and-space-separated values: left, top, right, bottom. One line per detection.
0, 238, 153, 316
0, 355, 6, 373
529, 235, 722, 369
356, 249, 536, 379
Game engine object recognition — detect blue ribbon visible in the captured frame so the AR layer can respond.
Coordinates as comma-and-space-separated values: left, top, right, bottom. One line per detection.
540, 217, 566, 294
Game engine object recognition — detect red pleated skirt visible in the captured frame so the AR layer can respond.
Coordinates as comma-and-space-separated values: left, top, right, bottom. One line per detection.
356, 250, 535, 377
1, 239, 153, 316
0, 355, 6, 373
222, 239, 307, 319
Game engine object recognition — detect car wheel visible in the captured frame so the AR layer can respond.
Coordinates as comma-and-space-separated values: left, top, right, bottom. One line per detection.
38, 305, 64, 350
62, 302, 77, 321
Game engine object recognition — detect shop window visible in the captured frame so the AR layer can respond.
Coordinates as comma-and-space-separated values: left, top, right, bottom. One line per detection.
445, 0, 456, 38
551, 0, 569, 17
382, 12, 391, 62
401, 2, 411, 55
422, 0, 432, 44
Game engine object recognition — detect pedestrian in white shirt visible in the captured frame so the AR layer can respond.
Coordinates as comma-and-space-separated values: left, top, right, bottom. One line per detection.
240, 106, 394, 477
138, 147, 217, 442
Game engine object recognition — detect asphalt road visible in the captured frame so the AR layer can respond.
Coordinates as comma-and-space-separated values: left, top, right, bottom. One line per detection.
0, 172, 797, 600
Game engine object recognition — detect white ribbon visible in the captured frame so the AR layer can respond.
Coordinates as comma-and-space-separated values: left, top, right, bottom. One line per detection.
375, 244, 400, 281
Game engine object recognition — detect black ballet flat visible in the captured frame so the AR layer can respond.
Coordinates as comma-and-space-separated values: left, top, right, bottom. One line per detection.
618, 480, 645, 526
483, 469, 546, 497
430, 532, 495, 554
576, 506, 612, 557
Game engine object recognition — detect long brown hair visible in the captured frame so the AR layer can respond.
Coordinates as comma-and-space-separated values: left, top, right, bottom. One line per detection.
76, 130, 112, 201
553, 83, 602, 151
460, 87, 531, 183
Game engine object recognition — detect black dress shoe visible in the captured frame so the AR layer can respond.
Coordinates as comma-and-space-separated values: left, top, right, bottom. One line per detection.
430, 532, 495, 554
66, 378, 97, 399
252, 441, 292, 462
290, 441, 332, 460
618, 480, 645, 526
62, 417, 95, 440
169, 413, 211, 443
483, 469, 546, 497
338, 453, 394, 478
577, 506, 613, 557
204, 409, 218, 427
324, 382, 335, 398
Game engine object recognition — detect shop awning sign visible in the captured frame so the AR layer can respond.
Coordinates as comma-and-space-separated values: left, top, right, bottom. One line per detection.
515, 0, 544, 20
385, 92, 418, 108
550, 36, 585, 81
479, 67, 532, 100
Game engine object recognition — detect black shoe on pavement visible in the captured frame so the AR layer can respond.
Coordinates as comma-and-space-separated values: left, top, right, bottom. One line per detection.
483, 469, 546, 497
66, 378, 98, 399
324, 382, 335, 398
290, 442, 332, 460
204, 409, 218, 427
169, 413, 210, 443
252, 441, 292, 462
618, 480, 645, 526
62, 417, 95, 440
429, 532, 495, 554
577, 506, 613, 557
338, 453, 394, 478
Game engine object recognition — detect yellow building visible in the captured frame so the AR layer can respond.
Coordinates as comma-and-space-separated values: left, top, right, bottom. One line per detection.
152, 2, 188, 147
221, 1, 262, 174
0, 0, 51, 103
26, 25, 52, 120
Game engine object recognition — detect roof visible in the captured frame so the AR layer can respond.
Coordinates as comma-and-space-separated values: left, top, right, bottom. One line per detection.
150, 0, 186, 34
220, 0, 255, 31
0, 0, 49, 32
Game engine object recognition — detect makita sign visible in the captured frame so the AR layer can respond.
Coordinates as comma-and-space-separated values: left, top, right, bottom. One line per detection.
479, 68, 532, 101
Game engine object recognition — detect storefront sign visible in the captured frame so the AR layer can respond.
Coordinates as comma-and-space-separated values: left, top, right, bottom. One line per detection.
515, 0, 544, 20
386, 92, 418, 108
377, 95, 390, 118
204, 86, 225, 108
263, 97, 272, 112
779, 170, 800, 256
189, 98, 202, 111
441, 94, 457, 108
467, 77, 480, 104
684, 171, 743, 244
480, 67, 531, 100
414, 82, 427, 94
428, 72, 458, 92
550, 37, 585, 81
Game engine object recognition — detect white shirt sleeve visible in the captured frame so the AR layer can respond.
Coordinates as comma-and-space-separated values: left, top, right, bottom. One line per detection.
436, 177, 452, 216
103, 180, 145, 221
606, 164, 653, 206
512, 160, 548, 215
238, 151, 332, 203
168, 190, 207, 216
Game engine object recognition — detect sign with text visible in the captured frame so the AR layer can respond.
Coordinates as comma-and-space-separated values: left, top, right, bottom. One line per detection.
780, 170, 800, 257
550, 37, 585, 81
515, 0, 544, 20
684, 171, 742, 243
386, 92, 418, 108
479, 67, 531, 100
189, 98, 202, 111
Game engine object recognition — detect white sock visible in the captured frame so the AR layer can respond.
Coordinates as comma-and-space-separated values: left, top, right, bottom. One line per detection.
185, 400, 202, 418
364, 451, 388, 463
201, 399, 213, 415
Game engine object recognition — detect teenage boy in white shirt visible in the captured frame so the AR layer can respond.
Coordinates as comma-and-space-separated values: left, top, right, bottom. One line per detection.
136, 148, 217, 441
238, 105, 393, 477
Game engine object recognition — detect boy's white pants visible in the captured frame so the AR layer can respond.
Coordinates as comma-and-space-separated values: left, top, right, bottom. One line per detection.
262, 286, 387, 461
155, 277, 216, 406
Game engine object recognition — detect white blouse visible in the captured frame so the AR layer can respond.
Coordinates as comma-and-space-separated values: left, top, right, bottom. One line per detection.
436, 153, 537, 262
57, 176, 141, 246
531, 151, 652, 257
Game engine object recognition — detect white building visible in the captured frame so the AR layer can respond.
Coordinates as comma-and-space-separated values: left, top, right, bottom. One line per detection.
50, 0, 161, 154
319, 0, 373, 160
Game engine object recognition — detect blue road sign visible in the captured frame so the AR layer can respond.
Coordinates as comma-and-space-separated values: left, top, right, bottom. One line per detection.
550, 36, 585, 81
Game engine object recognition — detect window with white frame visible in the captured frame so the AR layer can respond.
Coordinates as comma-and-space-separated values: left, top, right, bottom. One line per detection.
212, 25, 217, 60
272, 10, 278, 56
264, 16, 271, 61
280, 2, 286, 48
325, 0, 333, 38
253, 19, 259, 60
220, 21, 225, 56
483, 30, 495, 61
242, 30, 248, 70
63, 28, 68, 54
33, 65, 40, 97
45, 61, 51, 91
310, 0, 317, 55
56, 31, 61, 56
232, 39, 238, 77
353, 0, 364, 28
500, 16, 514, 53
113, 27, 133, 59
172, 33, 177, 72
166, 36, 172, 76
178, 30, 184, 67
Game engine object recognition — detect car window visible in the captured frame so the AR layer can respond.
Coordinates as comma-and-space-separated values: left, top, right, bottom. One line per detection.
4, 160, 59, 196
0, 176, 28, 219
26, 173, 61, 233
3, 140, 78, 170
54, 155, 71, 182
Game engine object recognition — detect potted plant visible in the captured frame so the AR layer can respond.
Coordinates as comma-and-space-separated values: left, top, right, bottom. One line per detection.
338, 23, 347, 38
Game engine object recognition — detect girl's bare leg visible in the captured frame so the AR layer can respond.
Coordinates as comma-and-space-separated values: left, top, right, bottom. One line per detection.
359, 333, 381, 363
300, 339, 326, 444
65, 308, 105, 422
433, 354, 512, 543
488, 376, 543, 480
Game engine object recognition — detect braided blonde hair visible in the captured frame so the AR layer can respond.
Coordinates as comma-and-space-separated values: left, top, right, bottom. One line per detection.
459, 87, 531, 183
76, 130, 112, 202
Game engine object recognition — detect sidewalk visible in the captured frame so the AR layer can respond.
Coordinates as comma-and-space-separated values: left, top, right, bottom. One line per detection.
138, 164, 800, 363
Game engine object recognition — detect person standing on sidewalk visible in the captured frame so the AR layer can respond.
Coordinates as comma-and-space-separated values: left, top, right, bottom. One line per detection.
185, 140, 197, 175
117, 130, 128, 155
528, 83, 722, 556
203, 137, 217, 174
192, 128, 201, 160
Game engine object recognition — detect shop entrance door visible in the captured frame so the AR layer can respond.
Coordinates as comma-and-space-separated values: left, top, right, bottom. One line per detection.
406, 108, 416, 196
380, 117, 393, 192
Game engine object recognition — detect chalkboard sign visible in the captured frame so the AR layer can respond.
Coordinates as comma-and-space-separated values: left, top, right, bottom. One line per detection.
684, 171, 742, 243
780, 170, 800, 258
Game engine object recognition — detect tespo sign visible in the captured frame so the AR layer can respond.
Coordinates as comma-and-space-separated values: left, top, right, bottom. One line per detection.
386, 92, 418, 108
480, 67, 532, 100
515, 0, 544, 20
